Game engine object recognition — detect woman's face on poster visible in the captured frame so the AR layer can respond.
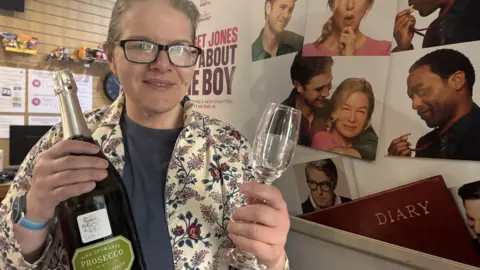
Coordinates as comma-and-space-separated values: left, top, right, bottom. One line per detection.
330, 0, 370, 31
334, 91, 370, 139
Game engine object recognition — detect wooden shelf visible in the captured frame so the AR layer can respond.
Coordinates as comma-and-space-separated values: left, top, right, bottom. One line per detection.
81, 57, 108, 64
4, 47, 37, 55
47, 57, 108, 65
0, 183, 11, 201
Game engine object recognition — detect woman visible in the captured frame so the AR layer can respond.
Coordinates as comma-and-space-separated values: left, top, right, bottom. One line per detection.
311, 78, 375, 158
0, 0, 290, 270
303, 0, 392, 56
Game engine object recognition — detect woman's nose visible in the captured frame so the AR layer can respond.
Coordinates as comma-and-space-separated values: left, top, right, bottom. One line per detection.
149, 50, 172, 72
346, 0, 355, 10
349, 110, 356, 122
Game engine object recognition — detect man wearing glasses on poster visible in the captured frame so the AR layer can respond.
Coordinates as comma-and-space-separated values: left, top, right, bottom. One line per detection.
302, 159, 351, 214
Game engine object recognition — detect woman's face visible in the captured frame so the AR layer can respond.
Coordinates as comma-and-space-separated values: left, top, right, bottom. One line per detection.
108, 0, 196, 114
330, 0, 370, 31
334, 91, 370, 139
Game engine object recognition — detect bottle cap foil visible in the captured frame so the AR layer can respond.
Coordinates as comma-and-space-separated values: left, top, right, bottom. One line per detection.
53, 70, 77, 95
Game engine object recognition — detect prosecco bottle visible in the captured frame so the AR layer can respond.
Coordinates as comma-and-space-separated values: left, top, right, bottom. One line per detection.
53, 70, 146, 270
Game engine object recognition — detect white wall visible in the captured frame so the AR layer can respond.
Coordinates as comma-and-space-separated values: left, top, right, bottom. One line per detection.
285, 231, 418, 270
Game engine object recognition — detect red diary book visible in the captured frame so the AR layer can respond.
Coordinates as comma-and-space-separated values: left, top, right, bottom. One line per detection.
297, 175, 480, 267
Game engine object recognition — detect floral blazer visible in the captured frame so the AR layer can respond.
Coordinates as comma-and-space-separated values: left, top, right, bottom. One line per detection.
0, 94, 289, 270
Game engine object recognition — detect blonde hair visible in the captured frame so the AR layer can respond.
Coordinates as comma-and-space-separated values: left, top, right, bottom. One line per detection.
327, 78, 375, 132
106, 0, 200, 45
316, 0, 375, 44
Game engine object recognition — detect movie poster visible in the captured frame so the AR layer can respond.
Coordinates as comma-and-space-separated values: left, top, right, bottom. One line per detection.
293, 157, 357, 216
189, 0, 480, 267
302, 0, 396, 57
249, 0, 307, 63
189, 0, 251, 128
384, 0, 480, 162
276, 0, 396, 160
346, 0, 480, 218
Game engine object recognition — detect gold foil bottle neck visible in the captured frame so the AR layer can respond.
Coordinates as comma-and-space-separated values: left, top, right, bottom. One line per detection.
53, 70, 78, 95
53, 69, 91, 139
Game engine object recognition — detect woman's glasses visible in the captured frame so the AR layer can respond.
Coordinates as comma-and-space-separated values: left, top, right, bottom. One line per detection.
117, 39, 202, 67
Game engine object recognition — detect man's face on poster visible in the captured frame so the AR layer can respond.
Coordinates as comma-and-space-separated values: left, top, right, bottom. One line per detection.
296, 71, 333, 110
266, 0, 296, 34
464, 199, 480, 241
408, 0, 440, 17
307, 167, 335, 208
407, 65, 456, 128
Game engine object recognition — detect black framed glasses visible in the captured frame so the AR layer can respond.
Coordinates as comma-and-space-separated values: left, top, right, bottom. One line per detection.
118, 39, 202, 67
307, 180, 332, 192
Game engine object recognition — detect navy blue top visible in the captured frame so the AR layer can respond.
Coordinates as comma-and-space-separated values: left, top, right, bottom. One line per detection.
120, 113, 182, 270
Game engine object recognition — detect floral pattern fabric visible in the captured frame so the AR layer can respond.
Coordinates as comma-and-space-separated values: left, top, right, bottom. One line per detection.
0, 93, 289, 270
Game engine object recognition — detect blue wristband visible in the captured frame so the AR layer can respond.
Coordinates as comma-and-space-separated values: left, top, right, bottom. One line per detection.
17, 213, 49, 231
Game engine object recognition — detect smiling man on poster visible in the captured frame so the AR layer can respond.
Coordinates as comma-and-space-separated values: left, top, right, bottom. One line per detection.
301, 159, 351, 214
252, 0, 304, 62
387, 49, 480, 161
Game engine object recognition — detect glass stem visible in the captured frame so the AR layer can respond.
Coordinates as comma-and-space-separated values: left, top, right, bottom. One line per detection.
254, 170, 276, 185
251, 171, 276, 205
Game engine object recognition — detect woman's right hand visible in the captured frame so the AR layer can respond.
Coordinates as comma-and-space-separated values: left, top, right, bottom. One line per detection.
25, 140, 109, 224
393, 8, 416, 51
339, 26, 356, 56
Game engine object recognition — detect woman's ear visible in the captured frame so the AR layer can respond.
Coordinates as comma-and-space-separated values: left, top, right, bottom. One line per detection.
103, 42, 118, 76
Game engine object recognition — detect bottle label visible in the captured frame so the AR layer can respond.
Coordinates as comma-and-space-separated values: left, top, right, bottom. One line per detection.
77, 208, 112, 244
72, 235, 135, 270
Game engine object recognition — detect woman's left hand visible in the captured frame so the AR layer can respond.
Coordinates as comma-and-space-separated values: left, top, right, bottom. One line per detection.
227, 181, 290, 270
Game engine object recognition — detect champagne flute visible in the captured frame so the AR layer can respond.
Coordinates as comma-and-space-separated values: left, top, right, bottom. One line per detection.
223, 102, 302, 270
